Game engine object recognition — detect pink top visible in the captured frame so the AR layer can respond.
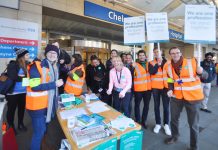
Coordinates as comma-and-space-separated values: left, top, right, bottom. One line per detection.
108, 66, 132, 94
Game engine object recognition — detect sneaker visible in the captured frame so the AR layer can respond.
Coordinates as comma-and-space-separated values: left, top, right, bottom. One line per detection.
153, 124, 161, 134
200, 108, 212, 113
163, 124, 172, 136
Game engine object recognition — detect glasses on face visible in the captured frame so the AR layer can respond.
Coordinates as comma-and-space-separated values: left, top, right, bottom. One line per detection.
170, 52, 180, 55
48, 51, 57, 56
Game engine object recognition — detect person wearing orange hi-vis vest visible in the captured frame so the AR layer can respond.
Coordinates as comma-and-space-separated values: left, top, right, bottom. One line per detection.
27, 44, 64, 150
148, 47, 171, 136
163, 47, 204, 150
132, 50, 152, 129
64, 54, 85, 96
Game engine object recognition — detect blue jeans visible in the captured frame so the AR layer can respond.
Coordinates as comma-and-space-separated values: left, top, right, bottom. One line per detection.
28, 109, 47, 150
112, 90, 131, 117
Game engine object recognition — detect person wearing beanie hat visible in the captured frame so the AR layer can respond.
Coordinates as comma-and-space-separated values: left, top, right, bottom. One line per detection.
14, 48, 29, 59
5, 48, 30, 134
200, 52, 216, 113
44, 44, 60, 58
27, 43, 63, 150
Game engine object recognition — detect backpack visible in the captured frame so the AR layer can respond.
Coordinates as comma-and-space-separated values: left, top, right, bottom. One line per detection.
0, 67, 13, 95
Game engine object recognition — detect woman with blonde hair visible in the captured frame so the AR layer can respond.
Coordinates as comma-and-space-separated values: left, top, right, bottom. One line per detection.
107, 56, 132, 117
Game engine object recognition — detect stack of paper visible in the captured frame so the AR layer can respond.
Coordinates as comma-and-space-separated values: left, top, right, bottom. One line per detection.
87, 101, 110, 113
85, 93, 99, 101
110, 115, 136, 132
60, 108, 87, 120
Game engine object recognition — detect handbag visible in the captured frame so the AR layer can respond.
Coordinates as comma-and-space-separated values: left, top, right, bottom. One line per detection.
0, 68, 13, 95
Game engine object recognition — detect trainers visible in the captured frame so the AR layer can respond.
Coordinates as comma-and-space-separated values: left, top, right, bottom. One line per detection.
163, 124, 172, 136
153, 124, 161, 134
200, 108, 212, 113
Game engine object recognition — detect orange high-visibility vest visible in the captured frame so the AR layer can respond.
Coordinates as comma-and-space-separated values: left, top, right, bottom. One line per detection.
149, 59, 168, 89
134, 62, 151, 92
26, 61, 50, 110
163, 58, 204, 101
64, 64, 85, 96
216, 63, 218, 74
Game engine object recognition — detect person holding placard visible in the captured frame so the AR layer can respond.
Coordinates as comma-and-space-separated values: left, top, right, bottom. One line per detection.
148, 47, 171, 136
5, 48, 30, 134
106, 56, 132, 117
164, 47, 204, 150
132, 50, 151, 129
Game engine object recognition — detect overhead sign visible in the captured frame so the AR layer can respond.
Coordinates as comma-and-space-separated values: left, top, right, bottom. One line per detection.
169, 29, 183, 41
184, 5, 216, 44
84, 1, 130, 25
146, 12, 169, 43
0, 18, 38, 58
124, 16, 145, 45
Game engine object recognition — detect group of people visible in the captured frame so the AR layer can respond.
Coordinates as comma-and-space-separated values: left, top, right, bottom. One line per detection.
4, 41, 216, 150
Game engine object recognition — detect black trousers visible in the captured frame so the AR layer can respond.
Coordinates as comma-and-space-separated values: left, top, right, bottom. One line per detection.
6, 93, 26, 127
170, 98, 200, 150
134, 90, 151, 124
152, 88, 170, 125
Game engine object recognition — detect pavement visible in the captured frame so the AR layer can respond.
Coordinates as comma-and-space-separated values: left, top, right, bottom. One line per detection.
2, 81, 218, 150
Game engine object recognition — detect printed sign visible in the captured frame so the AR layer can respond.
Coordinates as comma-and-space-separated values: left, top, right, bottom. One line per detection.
0, 17, 38, 58
184, 5, 216, 44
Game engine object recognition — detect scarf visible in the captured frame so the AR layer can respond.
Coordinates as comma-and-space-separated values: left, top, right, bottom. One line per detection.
171, 56, 183, 76
139, 61, 147, 69
45, 59, 59, 123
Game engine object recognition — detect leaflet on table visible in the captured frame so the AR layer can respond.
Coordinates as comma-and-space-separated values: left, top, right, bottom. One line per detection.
60, 108, 87, 120
87, 101, 110, 113
109, 115, 136, 132
81, 93, 100, 101
70, 124, 116, 148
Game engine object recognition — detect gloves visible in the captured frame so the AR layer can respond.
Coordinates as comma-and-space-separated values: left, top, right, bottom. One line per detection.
167, 90, 174, 97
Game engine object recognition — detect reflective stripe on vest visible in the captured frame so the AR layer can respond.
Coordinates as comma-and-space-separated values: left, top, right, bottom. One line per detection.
174, 84, 202, 91
167, 60, 195, 82
134, 80, 150, 84
26, 91, 48, 97
151, 77, 168, 81
66, 81, 83, 89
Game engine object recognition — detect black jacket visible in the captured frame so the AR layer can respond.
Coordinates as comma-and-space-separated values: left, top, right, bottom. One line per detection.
59, 49, 71, 65
201, 60, 216, 83
6, 60, 27, 93
148, 57, 167, 75
86, 63, 106, 93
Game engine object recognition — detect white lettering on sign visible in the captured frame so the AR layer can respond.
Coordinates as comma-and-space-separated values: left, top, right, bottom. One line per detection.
108, 11, 124, 22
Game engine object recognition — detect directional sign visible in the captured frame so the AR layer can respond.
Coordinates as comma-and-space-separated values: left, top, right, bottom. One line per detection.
0, 17, 39, 58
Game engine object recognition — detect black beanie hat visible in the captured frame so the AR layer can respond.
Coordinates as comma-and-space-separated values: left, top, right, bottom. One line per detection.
45, 44, 60, 57
205, 52, 214, 58
14, 48, 29, 59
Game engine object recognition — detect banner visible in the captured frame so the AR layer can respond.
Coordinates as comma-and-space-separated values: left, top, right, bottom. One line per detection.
124, 16, 145, 45
120, 130, 143, 150
184, 5, 216, 44
146, 12, 169, 43
0, 17, 38, 58
92, 138, 117, 150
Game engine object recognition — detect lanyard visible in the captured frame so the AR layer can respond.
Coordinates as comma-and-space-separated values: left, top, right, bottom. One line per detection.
116, 69, 122, 84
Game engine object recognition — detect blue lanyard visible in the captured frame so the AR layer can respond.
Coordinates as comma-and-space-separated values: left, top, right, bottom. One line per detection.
116, 69, 122, 84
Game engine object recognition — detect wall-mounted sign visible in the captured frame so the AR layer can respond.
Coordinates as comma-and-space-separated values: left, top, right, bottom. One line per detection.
0, 18, 38, 58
